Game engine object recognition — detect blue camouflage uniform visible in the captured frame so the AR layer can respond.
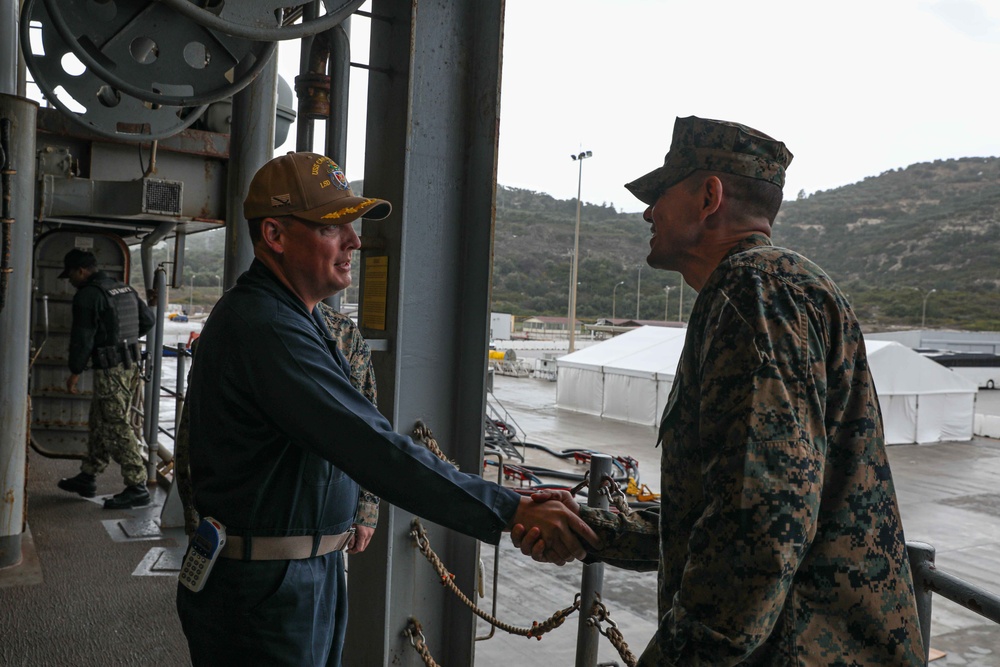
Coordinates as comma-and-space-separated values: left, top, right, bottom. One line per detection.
176, 259, 520, 667
583, 234, 924, 666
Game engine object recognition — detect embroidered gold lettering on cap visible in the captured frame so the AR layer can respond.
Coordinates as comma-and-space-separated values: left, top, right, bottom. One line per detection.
244, 152, 392, 225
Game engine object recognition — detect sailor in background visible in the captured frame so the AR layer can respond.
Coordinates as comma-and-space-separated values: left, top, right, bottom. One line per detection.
56, 248, 155, 510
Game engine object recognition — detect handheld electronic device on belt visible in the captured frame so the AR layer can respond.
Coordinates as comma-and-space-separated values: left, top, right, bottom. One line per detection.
179, 517, 226, 593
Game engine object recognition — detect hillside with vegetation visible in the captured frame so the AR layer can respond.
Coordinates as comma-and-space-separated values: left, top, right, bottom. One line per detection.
158, 157, 1000, 331
492, 157, 1000, 331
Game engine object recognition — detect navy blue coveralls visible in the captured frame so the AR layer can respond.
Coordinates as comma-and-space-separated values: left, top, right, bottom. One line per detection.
176, 260, 520, 666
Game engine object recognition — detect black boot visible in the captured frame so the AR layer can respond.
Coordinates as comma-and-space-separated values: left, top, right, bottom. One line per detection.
57, 472, 97, 498
103, 484, 151, 510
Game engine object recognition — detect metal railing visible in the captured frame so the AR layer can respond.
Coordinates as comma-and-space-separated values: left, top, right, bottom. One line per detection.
907, 541, 1000, 663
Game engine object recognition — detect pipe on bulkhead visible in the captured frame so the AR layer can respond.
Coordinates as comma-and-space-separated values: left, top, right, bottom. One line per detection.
1, 117, 13, 314
0, 94, 38, 569
294, 16, 352, 312
139, 220, 178, 307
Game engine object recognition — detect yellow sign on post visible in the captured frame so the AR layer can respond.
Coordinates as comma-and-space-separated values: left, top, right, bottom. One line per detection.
362, 255, 388, 331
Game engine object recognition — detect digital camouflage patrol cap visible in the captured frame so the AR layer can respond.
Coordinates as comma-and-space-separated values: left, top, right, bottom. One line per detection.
244, 152, 391, 225
625, 116, 793, 206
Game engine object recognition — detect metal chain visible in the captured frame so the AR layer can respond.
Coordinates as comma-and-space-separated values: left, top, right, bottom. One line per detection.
587, 597, 638, 667
567, 469, 590, 497
409, 518, 581, 639
412, 420, 459, 468
599, 474, 633, 515
404, 618, 440, 667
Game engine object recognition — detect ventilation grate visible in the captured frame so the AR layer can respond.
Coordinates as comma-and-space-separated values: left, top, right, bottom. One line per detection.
142, 179, 183, 216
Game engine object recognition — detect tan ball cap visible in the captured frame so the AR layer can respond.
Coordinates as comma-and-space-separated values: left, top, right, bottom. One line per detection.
243, 152, 392, 225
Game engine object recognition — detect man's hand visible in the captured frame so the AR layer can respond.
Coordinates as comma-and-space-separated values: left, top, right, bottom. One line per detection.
506, 490, 599, 566
66, 374, 80, 394
347, 524, 374, 554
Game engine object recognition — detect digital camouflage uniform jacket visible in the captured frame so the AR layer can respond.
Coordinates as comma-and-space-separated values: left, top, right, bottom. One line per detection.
583, 234, 924, 666
317, 303, 379, 528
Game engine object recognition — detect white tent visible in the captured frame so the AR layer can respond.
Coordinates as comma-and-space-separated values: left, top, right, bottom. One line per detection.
556, 328, 977, 444
866, 340, 977, 444
556, 327, 687, 427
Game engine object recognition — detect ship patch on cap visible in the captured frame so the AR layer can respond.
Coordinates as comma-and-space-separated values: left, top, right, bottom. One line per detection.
311, 156, 351, 190
271, 194, 292, 207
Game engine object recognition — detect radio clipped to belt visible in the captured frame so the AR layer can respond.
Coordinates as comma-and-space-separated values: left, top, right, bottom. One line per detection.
179, 517, 227, 593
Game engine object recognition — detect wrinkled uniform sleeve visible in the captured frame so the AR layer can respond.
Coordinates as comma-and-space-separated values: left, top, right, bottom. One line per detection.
580, 506, 660, 572
248, 310, 519, 544
643, 272, 826, 666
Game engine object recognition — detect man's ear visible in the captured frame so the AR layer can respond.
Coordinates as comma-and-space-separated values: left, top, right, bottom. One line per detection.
260, 218, 285, 254
699, 176, 723, 220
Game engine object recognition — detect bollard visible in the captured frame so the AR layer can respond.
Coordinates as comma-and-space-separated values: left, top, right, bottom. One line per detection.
576, 454, 611, 667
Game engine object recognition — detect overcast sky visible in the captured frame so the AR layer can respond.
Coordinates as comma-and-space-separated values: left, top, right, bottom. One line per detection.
279, 0, 1000, 213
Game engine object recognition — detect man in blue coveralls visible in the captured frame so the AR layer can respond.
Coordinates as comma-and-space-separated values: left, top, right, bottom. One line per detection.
176, 152, 598, 666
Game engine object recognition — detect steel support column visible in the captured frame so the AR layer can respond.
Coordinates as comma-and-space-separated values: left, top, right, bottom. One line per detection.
345, 0, 505, 664
324, 18, 350, 313
224, 52, 278, 289
0, 0, 18, 95
0, 94, 38, 568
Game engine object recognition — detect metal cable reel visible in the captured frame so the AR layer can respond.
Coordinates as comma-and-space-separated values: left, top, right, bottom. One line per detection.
156, 0, 366, 42
41, 0, 277, 108
20, 0, 207, 142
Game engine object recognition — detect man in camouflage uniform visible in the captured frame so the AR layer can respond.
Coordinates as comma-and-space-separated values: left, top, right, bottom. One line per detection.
174, 302, 380, 549
514, 117, 924, 665
56, 249, 156, 510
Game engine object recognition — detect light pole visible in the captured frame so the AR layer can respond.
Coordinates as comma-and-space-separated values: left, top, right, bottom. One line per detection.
663, 286, 673, 321
568, 149, 592, 352
189, 273, 196, 313
678, 278, 684, 323
612, 280, 625, 320
636, 265, 643, 319
565, 251, 574, 344
215, 274, 222, 298
921, 288, 937, 328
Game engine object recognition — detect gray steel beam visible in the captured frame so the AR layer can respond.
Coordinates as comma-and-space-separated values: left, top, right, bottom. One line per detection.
325, 20, 350, 167
345, 0, 504, 664
0, 0, 18, 96
324, 18, 350, 313
295, 1, 320, 153
224, 52, 279, 289
0, 94, 38, 568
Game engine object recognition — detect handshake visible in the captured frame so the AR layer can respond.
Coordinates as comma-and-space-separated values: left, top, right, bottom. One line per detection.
506, 489, 600, 565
